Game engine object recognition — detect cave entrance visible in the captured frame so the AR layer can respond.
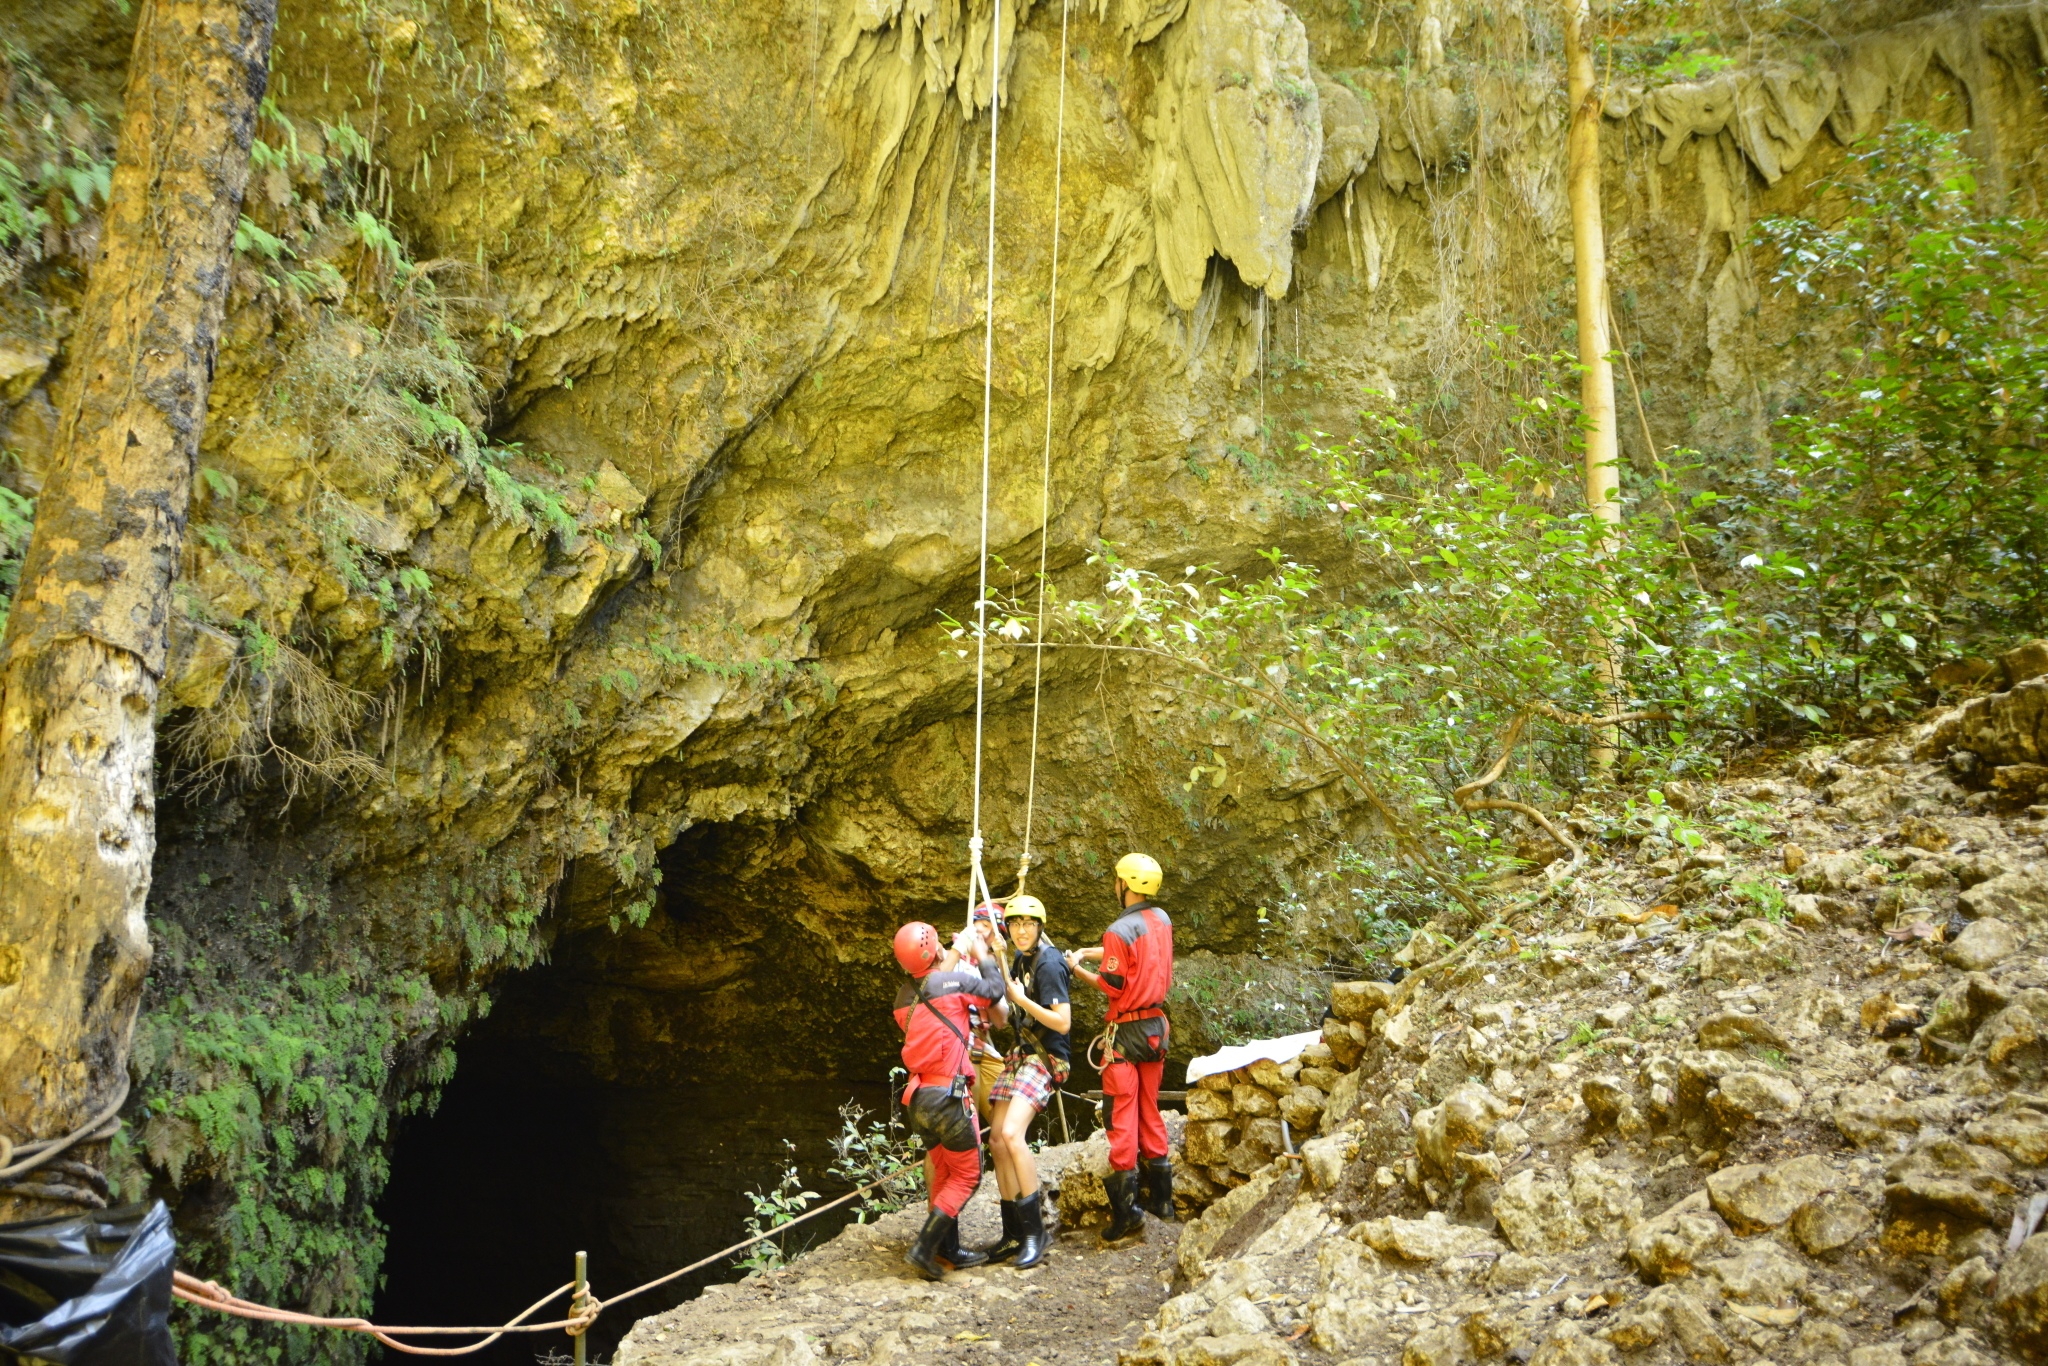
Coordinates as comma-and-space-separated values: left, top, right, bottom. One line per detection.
376, 1017, 896, 1366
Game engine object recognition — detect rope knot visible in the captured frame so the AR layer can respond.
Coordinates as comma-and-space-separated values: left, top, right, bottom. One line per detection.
567, 1288, 599, 1338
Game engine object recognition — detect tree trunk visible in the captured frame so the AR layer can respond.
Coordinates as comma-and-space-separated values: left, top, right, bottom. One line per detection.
1564, 0, 1625, 777
0, 0, 275, 1216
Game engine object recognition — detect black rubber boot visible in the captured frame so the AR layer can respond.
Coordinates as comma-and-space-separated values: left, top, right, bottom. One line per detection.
980, 1199, 1023, 1264
905, 1207, 954, 1280
1012, 1191, 1050, 1269
1140, 1156, 1177, 1219
1101, 1168, 1145, 1244
942, 1215, 989, 1270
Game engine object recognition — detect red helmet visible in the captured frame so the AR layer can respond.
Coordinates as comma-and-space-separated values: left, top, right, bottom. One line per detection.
971, 901, 1008, 937
893, 922, 943, 976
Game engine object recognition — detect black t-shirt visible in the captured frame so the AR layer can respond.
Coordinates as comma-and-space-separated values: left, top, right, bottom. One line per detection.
1011, 940, 1073, 1064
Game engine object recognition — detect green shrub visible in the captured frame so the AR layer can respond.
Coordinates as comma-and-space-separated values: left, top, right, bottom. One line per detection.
1740, 122, 2048, 716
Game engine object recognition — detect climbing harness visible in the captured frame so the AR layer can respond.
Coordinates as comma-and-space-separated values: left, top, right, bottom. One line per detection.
1088, 1009, 1170, 1071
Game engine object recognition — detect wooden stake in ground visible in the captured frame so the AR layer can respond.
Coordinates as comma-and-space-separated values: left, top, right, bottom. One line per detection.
1564, 0, 1626, 777
0, 0, 276, 1213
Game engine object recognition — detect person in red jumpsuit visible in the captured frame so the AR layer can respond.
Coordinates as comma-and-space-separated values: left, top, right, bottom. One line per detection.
892, 920, 1005, 1278
1066, 851, 1175, 1242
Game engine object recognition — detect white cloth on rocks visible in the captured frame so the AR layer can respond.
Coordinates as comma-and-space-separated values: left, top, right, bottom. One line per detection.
1185, 1029, 1325, 1083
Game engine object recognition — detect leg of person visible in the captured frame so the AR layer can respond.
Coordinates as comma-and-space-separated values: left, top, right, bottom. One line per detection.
975, 1051, 1005, 1202
906, 1140, 951, 1281
981, 1073, 1047, 1263
988, 1097, 1021, 1199
973, 1052, 1003, 1130
935, 1135, 987, 1270
977, 1094, 1022, 1262
1099, 1060, 1145, 1243
1134, 1058, 1176, 1218
1003, 1060, 1053, 1267
909, 1138, 983, 1279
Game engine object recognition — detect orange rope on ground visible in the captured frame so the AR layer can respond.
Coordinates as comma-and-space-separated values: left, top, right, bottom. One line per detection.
170, 1159, 921, 1356
172, 1272, 589, 1357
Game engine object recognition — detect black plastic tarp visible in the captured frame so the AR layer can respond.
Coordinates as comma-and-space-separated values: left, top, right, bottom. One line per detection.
0, 1201, 177, 1366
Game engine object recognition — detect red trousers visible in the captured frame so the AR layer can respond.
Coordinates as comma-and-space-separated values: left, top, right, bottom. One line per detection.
926, 1141, 982, 1217
1101, 1058, 1168, 1170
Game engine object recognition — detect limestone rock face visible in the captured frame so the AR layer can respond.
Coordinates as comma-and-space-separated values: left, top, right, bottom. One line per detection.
1958, 869, 2048, 928
1881, 1139, 2017, 1255
1310, 69, 1377, 208
1955, 677, 2048, 768
1789, 1192, 1875, 1257
1703, 1240, 1809, 1303
1708, 1070, 1803, 1127
1412, 1082, 1510, 1178
1963, 1098, 2048, 1166
1354, 1213, 1500, 1263
1149, 0, 1322, 309
1696, 919, 1793, 981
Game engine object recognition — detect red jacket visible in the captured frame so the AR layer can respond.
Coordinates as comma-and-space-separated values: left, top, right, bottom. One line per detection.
1097, 902, 1173, 1022
894, 958, 1003, 1093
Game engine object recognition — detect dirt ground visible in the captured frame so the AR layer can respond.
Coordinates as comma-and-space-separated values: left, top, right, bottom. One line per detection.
613, 1134, 1183, 1366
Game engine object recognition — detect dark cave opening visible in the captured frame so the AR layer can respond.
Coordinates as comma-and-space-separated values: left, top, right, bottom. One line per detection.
375, 1030, 895, 1366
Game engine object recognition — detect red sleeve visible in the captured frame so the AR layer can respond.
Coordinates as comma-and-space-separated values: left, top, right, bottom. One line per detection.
1099, 929, 1132, 996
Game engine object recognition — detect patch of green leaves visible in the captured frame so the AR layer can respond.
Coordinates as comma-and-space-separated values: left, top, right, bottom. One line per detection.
1733, 877, 1789, 923
826, 1096, 923, 1222
734, 1142, 817, 1273
0, 484, 32, 636
1743, 122, 2048, 715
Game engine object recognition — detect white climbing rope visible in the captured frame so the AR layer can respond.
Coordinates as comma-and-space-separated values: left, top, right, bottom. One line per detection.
966, 0, 1003, 921
1014, 0, 1070, 897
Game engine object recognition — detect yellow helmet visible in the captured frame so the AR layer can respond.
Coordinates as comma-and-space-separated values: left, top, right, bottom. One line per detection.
1006, 894, 1048, 923
1115, 852, 1163, 895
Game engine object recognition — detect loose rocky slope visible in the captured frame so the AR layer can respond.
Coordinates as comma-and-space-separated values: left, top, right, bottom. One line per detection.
620, 655, 2048, 1365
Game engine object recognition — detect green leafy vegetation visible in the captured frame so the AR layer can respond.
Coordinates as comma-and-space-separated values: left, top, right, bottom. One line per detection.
0, 482, 31, 635
825, 1097, 924, 1222
1733, 877, 1789, 923
1741, 122, 2048, 718
734, 1143, 819, 1273
1035, 121, 2043, 957
1047, 365, 1747, 909
0, 40, 115, 284
1168, 953, 1330, 1048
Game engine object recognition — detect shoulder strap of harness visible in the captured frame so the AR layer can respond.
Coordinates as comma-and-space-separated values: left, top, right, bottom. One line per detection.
915, 979, 972, 1057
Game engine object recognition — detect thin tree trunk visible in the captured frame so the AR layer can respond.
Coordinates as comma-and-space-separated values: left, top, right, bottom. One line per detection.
1564, 0, 1625, 778
0, 0, 275, 1216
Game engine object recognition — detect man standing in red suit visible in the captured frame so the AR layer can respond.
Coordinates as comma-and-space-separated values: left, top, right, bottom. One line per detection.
1067, 852, 1175, 1243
